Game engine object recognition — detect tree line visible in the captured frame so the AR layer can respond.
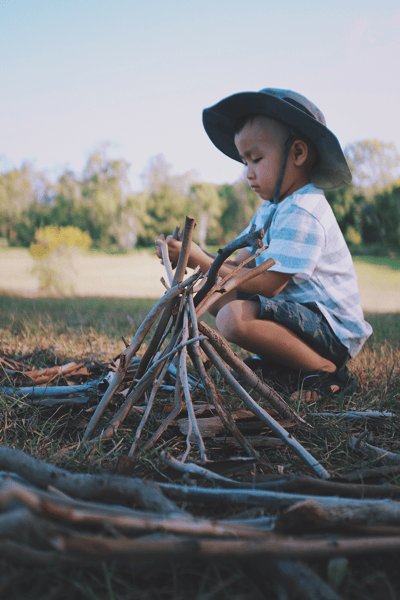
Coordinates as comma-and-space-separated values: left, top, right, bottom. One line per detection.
1, 140, 399, 253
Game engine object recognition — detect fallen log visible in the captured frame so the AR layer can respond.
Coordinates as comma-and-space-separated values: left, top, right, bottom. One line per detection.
0, 446, 181, 514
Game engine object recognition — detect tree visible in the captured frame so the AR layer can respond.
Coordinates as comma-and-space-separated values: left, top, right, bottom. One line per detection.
139, 154, 194, 245
344, 140, 400, 196
187, 182, 222, 247
375, 185, 400, 250
81, 146, 132, 246
0, 162, 52, 246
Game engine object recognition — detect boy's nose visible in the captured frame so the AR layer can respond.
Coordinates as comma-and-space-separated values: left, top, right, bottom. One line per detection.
246, 165, 255, 179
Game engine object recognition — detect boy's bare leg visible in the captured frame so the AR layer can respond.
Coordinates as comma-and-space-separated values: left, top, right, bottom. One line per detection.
208, 290, 239, 318
215, 299, 337, 374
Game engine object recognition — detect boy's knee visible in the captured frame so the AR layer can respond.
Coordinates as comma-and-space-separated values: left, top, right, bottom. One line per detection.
216, 300, 258, 342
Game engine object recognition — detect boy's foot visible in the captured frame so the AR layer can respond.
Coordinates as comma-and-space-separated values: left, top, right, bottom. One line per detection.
291, 368, 358, 403
242, 355, 268, 373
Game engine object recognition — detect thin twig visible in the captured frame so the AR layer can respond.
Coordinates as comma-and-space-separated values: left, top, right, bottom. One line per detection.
156, 234, 174, 286
187, 294, 258, 458
83, 271, 198, 442
194, 225, 265, 306
180, 304, 207, 463
198, 321, 306, 425
142, 360, 185, 453
160, 451, 256, 488
200, 340, 330, 480
135, 216, 196, 381
196, 258, 276, 318
128, 358, 174, 457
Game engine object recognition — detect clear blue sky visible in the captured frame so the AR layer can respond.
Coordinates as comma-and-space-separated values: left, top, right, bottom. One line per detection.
1, 0, 399, 191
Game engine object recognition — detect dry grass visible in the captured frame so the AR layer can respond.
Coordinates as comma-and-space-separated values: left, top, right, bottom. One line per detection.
0, 291, 400, 598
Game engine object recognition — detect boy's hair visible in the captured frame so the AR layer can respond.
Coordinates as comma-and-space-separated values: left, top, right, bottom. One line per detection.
233, 113, 320, 169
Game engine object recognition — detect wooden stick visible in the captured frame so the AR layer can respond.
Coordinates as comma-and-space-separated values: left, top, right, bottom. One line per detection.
200, 340, 330, 480
1, 382, 98, 399
99, 329, 183, 442
19, 362, 84, 385
187, 294, 258, 459
349, 436, 400, 465
0, 446, 181, 513
227, 473, 400, 500
135, 216, 196, 381
159, 482, 400, 513
194, 243, 268, 313
128, 358, 174, 457
0, 479, 266, 539
198, 321, 306, 425
196, 258, 276, 318
342, 465, 400, 483
141, 362, 185, 453
180, 305, 207, 462
194, 226, 265, 306
312, 411, 395, 419
83, 271, 198, 442
160, 451, 257, 488
155, 234, 174, 286
43, 528, 400, 561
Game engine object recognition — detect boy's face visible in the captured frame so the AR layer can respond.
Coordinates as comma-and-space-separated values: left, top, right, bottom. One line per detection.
234, 116, 287, 201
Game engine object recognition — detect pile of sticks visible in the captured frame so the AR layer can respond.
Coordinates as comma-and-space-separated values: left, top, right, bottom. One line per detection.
78, 216, 332, 480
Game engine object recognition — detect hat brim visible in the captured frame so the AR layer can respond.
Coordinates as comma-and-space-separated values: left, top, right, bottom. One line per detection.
202, 92, 351, 191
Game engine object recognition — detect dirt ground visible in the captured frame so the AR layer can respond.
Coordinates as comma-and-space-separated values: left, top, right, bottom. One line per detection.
1, 248, 400, 311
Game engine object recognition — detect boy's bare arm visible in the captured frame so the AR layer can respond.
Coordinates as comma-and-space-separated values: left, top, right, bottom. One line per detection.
155, 236, 292, 298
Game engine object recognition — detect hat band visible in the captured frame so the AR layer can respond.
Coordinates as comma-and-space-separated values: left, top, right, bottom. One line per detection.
283, 98, 317, 120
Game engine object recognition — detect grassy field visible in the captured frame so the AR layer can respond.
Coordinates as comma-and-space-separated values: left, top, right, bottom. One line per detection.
1, 247, 400, 311
0, 249, 400, 599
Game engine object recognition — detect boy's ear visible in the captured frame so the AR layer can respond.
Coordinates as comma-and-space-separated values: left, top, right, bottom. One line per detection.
292, 140, 309, 166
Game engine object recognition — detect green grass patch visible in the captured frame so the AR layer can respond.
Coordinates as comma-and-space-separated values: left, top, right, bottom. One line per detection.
353, 255, 400, 270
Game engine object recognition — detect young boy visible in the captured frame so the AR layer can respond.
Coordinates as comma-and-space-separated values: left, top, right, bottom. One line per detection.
157, 88, 372, 397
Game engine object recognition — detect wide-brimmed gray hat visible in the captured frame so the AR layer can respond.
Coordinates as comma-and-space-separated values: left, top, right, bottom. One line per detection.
202, 88, 351, 191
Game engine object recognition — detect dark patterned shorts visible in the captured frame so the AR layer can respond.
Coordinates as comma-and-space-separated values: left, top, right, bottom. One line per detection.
238, 293, 350, 369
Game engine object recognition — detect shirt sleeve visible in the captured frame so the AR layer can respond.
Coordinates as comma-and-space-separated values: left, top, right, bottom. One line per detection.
258, 205, 326, 278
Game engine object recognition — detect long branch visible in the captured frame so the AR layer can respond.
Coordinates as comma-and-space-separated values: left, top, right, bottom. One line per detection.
187, 294, 258, 458
200, 340, 330, 480
0, 446, 180, 513
180, 305, 207, 462
195, 258, 276, 318
198, 321, 306, 425
128, 358, 174, 457
194, 226, 264, 306
134, 216, 196, 381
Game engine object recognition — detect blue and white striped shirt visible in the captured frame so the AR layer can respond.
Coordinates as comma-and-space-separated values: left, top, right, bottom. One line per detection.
240, 184, 372, 357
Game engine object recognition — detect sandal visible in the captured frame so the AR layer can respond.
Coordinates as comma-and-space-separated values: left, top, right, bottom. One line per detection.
292, 367, 358, 402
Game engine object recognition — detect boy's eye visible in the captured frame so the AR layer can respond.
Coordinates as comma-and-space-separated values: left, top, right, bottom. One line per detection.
253, 157, 262, 164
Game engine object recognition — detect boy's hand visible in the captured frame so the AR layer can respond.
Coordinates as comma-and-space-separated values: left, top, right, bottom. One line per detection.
155, 235, 213, 273
155, 235, 182, 270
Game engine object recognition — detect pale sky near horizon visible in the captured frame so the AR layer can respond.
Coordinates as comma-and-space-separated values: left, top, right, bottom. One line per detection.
1, 0, 399, 191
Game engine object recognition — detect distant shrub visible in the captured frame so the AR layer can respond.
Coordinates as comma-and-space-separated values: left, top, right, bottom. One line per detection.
29, 226, 92, 294
345, 226, 362, 247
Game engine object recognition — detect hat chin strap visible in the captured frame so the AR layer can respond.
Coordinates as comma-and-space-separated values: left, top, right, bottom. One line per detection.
272, 129, 297, 205
262, 129, 297, 244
